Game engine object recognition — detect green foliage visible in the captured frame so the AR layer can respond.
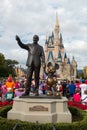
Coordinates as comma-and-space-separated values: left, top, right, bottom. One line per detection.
0, 53, 8, 77
68, 106, 83, 122
5, 59, 18, 67
0, 105, 12, 118
0, 53, 19, 77
0, 105, 87, 130
0, 53, 6, 65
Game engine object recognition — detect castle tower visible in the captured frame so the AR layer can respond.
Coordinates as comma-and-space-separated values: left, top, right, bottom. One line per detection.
44, 13, 77, 80
71, 56, 77, 79
53, 13, 60, 58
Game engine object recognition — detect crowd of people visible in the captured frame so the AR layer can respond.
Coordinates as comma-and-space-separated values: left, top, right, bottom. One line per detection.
0, 74, 87, 106
0, 75, 25, 102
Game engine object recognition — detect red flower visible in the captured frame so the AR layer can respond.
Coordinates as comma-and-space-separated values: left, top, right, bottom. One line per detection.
68, 101, 87, 110
0, 101, 13, 107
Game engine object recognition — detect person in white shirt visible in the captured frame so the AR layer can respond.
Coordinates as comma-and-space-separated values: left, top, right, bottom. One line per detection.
80, 80, 87, 104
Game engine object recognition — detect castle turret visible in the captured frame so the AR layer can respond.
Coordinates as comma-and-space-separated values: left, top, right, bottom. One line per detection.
64, 52, 68, 63
68, 58, 70, 64
54, 13, 60, 45
47, 51, 55, 66
71, 56, 77, 79
58, 51, 62, 62
60, 33, 64, 48
52, 31, 54, 39
60, 33, 62, 44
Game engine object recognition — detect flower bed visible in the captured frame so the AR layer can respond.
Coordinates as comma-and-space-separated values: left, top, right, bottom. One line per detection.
0, 100, 87, 111
68, 101, 87, 110
0, 101, 13, 107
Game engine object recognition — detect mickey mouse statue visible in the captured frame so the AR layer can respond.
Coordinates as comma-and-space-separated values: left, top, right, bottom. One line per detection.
43, 62, 60, 97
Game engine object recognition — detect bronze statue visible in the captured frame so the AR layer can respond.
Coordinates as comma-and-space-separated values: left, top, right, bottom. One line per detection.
15, 35, 45, 96
44, 63, 60, 96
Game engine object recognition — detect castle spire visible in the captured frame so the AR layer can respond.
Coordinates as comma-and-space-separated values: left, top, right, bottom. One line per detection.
45, 35, 48, 44
55, 12, 59, 27
60, 33, 62, 43
64, 52, 67, 59
54, 12, 60, 44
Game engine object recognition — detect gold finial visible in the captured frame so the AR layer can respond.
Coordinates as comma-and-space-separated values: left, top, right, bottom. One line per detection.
55, 12, 59, 27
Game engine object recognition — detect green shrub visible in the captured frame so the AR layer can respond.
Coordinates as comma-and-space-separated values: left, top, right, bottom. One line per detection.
68, 106, 83, 122
0, 105, 12, 118
0, 105, 87, 130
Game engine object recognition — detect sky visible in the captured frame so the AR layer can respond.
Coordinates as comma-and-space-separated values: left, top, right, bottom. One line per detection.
0, 0, 87, 70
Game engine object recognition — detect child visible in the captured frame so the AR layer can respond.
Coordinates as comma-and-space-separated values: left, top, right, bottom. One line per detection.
5, 88, 14, 102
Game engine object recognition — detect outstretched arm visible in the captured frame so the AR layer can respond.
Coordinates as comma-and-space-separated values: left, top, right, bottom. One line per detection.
15, 35, 21, 42
15, 35, 28, 50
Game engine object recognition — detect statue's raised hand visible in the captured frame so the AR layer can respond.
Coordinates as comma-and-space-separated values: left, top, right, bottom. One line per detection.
15, 35, 20, 42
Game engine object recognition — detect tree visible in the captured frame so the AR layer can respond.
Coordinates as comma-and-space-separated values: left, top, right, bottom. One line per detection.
0, 53, 6, 65
0, 53, 8, 77
0, 53, 19, 77
5, 59, 19, 76
5, 59, 18, 67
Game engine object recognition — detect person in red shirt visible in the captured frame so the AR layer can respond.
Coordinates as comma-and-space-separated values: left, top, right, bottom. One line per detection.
73, 89, 81, 103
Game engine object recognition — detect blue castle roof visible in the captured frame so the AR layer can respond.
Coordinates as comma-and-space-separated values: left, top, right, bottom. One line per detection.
64, 52, 67, 59
47, 51, 54, 61
68, 58, 70, 64
58, 51, 62, 62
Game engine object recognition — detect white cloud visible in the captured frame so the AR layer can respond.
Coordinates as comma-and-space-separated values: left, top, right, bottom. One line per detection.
0, 0, 87, 69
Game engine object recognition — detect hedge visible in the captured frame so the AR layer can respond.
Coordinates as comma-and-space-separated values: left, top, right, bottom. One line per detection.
0, 105, 87, 130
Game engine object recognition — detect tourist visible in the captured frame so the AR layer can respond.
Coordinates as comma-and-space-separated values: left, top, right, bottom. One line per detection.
68, 81, 76, 97
14, 79, 20, 89
61, 80, 67, 96
15, 88, 25, 97
39, 80, 44, 95
5, 88, 14, 102
1, 80, 7, 102
73, 89, 81, 103
75, 80, 80, 91
5, 75, 15, 93
80, 79, 87, 104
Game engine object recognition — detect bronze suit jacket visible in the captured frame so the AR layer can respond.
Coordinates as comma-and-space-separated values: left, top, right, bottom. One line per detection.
17, 40, 45, 67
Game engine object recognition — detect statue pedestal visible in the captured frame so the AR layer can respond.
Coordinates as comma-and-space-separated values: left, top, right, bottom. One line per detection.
7, 96, 72, 123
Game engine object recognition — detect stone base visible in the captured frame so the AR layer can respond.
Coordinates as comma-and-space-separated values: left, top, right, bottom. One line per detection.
7, 96, 72, 123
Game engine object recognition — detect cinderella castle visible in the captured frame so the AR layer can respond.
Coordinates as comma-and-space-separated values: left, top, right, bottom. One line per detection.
43, 14, 77, 80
